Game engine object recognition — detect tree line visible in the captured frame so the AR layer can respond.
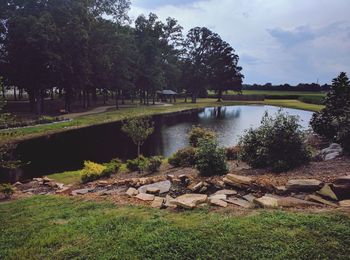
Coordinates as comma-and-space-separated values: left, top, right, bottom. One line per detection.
243, 83, 331, 92
0, 0, 243, 114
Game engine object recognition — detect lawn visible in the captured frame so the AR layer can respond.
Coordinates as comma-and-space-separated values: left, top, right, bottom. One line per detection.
0, 196, 349, 259
241, 90, 326, 97
0, 98, 324, 145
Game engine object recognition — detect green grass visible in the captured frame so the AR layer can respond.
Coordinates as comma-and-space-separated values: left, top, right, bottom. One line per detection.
0, 98, 324, 145
0, 196, 349, 259
241, 90, 326, 97
48, 170, 84, 185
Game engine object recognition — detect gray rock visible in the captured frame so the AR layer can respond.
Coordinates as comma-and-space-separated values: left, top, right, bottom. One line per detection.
71, 188, 93, 196
243, 194, 256, 203
209, 194, 227, 200
286, 179, 323, 192
306, 195, 338, 207
209, 199, 228, 208
138, 180, 171, 195
226, 197, 254, 208
277, 197, 319, 208
173, 194, 208, 209
146, 187, 161, 194
214, 189, 237, 196
324, 152, 340, 161
135, 193, 155, 201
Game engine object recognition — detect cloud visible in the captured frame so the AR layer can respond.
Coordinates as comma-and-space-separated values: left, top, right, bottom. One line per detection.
130, 0, 350, 85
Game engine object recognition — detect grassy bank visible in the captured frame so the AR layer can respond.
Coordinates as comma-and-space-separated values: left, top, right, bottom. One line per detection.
0, 196, 349, 259
0, 99, 324, 145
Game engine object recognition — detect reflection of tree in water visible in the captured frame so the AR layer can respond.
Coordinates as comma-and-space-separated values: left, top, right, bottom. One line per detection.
207, 107, 241, 119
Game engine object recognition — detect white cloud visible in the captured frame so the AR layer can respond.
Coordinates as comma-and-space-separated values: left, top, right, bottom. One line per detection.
130, 0, 350, 84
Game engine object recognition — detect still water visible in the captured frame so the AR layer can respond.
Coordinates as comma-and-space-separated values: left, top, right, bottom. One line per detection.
15, 105, 313, 179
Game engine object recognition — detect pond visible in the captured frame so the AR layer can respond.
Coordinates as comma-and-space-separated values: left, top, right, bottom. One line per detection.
11, 105, 313, 181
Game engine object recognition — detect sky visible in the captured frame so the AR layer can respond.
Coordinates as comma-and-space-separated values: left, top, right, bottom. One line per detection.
129, 0, 350, 85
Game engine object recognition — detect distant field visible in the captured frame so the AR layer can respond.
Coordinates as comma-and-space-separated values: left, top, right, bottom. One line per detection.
241, 90, 326, 97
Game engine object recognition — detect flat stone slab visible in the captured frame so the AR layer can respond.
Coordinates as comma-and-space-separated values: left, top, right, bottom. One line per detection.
138, 180, 171, 194
71, 188, 93, 196
286, 179, 323, 192
226, 197, 254, 209
135, 193, 155, 201
210, 199, 228, 208
126, 187, 138, 197
164, 195, 177, 208
243, 194, 256, 203
254, 196, 279, 208
146, 187, 161, 194
188, 182, 203, 192
173, 194, 208, 209
226, 174, 253, 186
317, 184, 338, 201
339, 200, 350, 207
277, 197, 319, 208
306, 195, 338, 207
214, 189, 237, 196
151, 196, 164, 208
209, 194, 227, 200
334, 176, 350, 185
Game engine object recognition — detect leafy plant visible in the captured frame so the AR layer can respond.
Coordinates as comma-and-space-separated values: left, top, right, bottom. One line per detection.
239, 110, 311, 172
81, 161, 107, 183
0, 183, 14, 199
122, 117, 154, 156
195, 138, 228, 176
147, 156, 163, 173
102, 158, 122, 176
168, 147, 197, 167
226, 146, 240, 160
126, 156, 149, 173
188, 126, 216, 147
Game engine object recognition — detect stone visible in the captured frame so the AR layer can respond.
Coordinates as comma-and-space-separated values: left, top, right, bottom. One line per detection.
199, 186, 208, 193
179, 174, 188, 182
317, 184, 338, 201
214, 189, 237, 196
164, 195, 177, 208
126, 187, 139, 197
151, 196, 164, 208
332, 176, 350, 200
339, 200, 350, 207
188, 182, 203, 192
254, 196, 279, 208
97, 180, 109, 186
146, 187, 161, 194
277, 197, 319, 208
210, 199, 228, 208
55, 187, 71, 194
71, 188, 93, 196
173, 194, 208, 209
286, 179, 323, 192
225, 174, 253, 186
226, 197, 253, 209
324, 152, 340, 161
334, 175, 350, 185
243, 194, 256, 203
99, 190, 119, 196
55, 183, 65, 190
209, 194, 227, 200
135, 193, 155, 201
13, 182, 22, 187
306, 195, 338, 207
274, 186, 287, 195
138, 180, 171, 194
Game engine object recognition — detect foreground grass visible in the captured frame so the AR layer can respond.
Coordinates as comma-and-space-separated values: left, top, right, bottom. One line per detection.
0, 98, 324, 145
0, 196, 349, 259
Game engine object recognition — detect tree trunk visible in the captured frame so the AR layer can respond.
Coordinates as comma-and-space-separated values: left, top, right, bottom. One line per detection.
137, 142, 141, 157
217, 90, 222, 102
13, 87, 17, 101
65, 88, 72, 112
115, 89, 119, 110
121, 90, 125, 105
191, 92, 197, 103
2, 84, 5, 99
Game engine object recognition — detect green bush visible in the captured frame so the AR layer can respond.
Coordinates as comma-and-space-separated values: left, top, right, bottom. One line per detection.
226, 146, 240, 160
126, 156, 149, 172
148, 156, 163, 173
103, 158, 122, 176
188, 126, 216, 147
195, 138, 228, 176
239, 110, 311, 172
168, 147, 197, 167
0, 183, 15, 198
81, 161, 107, 183
298, 96, 324, 105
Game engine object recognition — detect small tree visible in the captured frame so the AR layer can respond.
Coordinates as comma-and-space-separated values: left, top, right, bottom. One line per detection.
188, 126, 216, 147
122, 117, 154, 156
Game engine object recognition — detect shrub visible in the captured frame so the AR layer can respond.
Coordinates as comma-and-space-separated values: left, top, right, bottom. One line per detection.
103, 158, 122, 176
195, 138, 228, 176
81, 161, 107, 183
147, 156, 163, 173
188, 126, 216, 147
226, 146, 240, 160
168, 147, 197, 167
0, 183, 15, 198
126, 156, 149, 172
239, 111, 311, 172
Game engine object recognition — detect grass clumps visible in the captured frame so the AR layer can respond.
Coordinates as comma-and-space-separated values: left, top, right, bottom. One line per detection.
126, 155, 163, 173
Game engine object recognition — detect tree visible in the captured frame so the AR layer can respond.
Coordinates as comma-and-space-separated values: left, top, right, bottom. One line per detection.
122, 117, 154, 156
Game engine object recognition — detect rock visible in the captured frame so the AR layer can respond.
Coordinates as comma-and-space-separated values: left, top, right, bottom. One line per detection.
321, 143, 343, 161
135, 193, 155, 201
55, 187, 71, 194
225, 174, 253, 187
339, 200, 350, 207
277, 197, 319, 208
306, 195, 338, 207
126, 187, 138, 197
146, 187, 161, 194
254, 195, 279, 208
138, 180, 171, 194
334, 175, 350, 185
209, 199, 228, 208
151, 196, 164, 208
199, 186, 208, 193
71, 188, 93, 196
188, 181, 203, 192
43, 177, 53, 183
274, 186, 287, 195
179, 174, 188, 182
13, 182, 22, 187
99, 190, 119, 196
286, 179, 323, 192
214, 189, 237, 196
243, 194, 256, 203
55, 183, 65, 190
209, 194, 227, 200
226, 197, 253, 208
173, 194, 208, 209
164, 195, 177, 208
325, 152, 341, 161
97, 180, 109, 186
332, 176, 350, 200
317, 184, 338, 201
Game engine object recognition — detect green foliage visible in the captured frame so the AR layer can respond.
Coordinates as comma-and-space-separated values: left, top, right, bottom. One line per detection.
168, 147, 197, 167
226, 146, 240, 160
126, 155, 162, 173
102, 158, 122, 176
311, 72, 350, 152
122, 117, 154, 156
81, 161, 107, 183
0, 143, 21, 169
188, 126, 216, 147
239, 110, 311, 172
298, 96, 324, 105
195, 138, 228, 176
0, 183, 14, 198
147, 156, 163, 173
